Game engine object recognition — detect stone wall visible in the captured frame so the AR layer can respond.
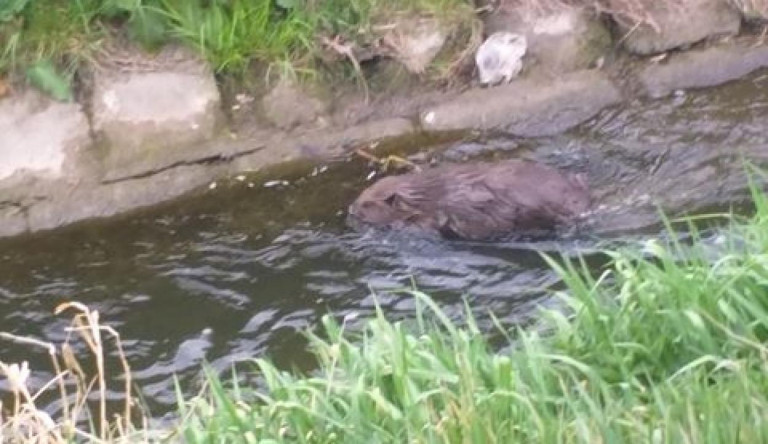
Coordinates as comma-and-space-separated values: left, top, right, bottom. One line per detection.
1, 0, 768, 238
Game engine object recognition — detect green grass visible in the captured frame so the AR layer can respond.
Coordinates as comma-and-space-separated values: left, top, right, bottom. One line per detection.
0, 0, 477, 95
0, 0, 103, 78
173, 184, 768, 442
157, 0, 316, 75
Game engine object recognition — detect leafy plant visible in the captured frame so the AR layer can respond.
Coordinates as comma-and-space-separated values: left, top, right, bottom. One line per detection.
26, 59, 72, 101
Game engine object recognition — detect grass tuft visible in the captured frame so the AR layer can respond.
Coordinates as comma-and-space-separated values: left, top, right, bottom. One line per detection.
0, 0, 479, 89
0, 301, 162, 443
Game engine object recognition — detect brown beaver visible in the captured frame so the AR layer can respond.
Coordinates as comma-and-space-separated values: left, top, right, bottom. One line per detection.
348, 159, 590, 240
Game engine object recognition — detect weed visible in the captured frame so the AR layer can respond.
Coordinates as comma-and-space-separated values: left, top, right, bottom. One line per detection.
0, 302, 163, 442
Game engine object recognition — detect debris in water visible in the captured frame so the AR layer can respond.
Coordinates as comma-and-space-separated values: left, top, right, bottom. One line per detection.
311, 165, 330, 177
476, 32, 527, 85
264, 180, 290, 188
235, 93, 254, 104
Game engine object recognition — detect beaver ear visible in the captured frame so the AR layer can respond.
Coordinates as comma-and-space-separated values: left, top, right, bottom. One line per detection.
384, 192, 403, 207
384, 192, 416, 212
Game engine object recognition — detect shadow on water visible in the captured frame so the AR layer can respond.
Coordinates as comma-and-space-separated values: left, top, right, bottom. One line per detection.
1, 70, 768, 418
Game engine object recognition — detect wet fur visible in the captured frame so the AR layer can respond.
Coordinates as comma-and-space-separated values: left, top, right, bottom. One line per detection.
348, 160, 590, 240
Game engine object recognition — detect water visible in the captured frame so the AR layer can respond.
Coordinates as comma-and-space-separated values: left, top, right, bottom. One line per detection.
1, 71, 768, 418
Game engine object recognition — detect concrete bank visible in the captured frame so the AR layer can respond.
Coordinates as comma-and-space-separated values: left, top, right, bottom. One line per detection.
2, 0, 768, 238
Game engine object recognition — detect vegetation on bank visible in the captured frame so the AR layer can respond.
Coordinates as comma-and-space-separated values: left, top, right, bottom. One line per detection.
0, 0, 672, 99
0, 0, 477, 97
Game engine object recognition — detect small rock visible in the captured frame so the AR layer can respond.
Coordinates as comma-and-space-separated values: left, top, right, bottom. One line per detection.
261, 79, 327, 130
615, 0, 740, 55
383, 16, 447, 73
482, 5, 611, 74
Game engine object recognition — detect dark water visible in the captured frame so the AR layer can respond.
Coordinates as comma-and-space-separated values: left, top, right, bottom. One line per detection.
1, 71, 768, 418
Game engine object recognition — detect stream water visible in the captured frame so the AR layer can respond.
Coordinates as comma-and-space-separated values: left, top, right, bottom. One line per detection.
1, 71, 768, 418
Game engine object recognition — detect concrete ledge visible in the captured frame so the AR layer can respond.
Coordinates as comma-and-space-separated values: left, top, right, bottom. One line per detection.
233, 118, 417, 172
25, 163, 225, 234
419, 70, 622, 137
618, 0, 740, 55
640, 44, 768, 98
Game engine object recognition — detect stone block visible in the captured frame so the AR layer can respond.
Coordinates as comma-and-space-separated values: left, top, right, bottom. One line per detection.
640, 43, 768, 97
91, 46, 224, 181
0, 90, 91, 182
261, 79, 328, 130
617, 0, 740, 55
483, 4, 611, 74
384, 17, 448, 73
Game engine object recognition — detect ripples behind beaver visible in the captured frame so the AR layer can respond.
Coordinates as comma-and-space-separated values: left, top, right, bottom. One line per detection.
348, 159, 590, 240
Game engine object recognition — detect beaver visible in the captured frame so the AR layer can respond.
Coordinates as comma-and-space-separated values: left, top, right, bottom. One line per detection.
348, 159, 590, 240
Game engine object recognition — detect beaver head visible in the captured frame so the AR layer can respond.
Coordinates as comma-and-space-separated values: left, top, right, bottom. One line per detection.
347, 175, 437, 232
